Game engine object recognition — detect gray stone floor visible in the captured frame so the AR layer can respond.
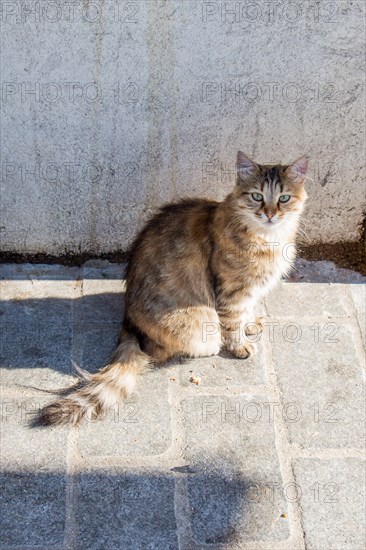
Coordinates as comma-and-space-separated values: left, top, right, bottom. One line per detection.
0, 261, 365, 550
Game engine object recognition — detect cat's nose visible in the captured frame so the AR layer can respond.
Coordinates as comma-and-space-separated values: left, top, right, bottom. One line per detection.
266, 212, 275, 220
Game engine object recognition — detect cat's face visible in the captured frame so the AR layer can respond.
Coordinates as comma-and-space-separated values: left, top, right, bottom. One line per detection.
233, 152, 308, 236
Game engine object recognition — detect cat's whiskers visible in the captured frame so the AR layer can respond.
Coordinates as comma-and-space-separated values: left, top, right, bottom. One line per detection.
226, 210, 250, 234
295, 216, 310, 242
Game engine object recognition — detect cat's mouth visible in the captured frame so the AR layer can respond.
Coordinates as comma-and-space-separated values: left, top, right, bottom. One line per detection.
253, 212, 282, 226
264, 218, 280, 225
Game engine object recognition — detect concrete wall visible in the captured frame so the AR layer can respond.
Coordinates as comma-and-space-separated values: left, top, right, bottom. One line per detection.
1, 0, 365, 255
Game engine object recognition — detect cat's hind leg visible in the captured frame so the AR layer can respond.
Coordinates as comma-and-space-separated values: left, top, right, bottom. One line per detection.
133, 306, 222, 362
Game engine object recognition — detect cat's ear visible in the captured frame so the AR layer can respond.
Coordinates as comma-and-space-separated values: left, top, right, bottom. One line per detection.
285, 156, 309, 182
237, 151, 258, 180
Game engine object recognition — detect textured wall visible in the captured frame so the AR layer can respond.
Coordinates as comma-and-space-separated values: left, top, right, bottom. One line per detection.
1, 0, 365, 255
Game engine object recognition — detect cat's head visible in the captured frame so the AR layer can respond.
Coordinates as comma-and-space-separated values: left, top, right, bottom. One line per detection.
232, 151, 308, 236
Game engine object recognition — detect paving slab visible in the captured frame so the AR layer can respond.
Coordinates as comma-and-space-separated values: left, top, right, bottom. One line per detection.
0, 471, 66, 547
73, 470, 178, 550
72, 320, 122, 373
74, 279, 125, 323
81, 261, 127, 280
0, 263, 80, 281
0, 394, 69, 472
293, 459, 366, 550
0, 295, 74, 390
177, 337, 267, 388
271, 321, 365, 449
78, 368, 172, 457
0, 264, 79, 392
180, 395, 290, 545
266, 282, 351, 318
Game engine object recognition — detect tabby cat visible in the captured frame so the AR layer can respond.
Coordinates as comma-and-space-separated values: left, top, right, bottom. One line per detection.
37, 152, 308, 426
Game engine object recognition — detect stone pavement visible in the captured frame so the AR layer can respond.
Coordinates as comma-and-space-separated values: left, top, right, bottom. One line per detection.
0, 262, 365, 550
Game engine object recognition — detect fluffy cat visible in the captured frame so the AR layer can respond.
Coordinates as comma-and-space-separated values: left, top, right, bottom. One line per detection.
36, 152, 308, 426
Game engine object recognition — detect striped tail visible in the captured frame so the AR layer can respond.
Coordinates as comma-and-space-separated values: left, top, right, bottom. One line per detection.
34, 331, 149, 427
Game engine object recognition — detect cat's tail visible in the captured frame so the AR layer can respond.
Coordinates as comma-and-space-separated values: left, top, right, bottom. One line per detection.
34, 330, 150, 427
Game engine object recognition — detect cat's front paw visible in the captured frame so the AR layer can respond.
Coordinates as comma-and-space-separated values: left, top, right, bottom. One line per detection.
245, 317, 264, 336
227, 342, 257, 359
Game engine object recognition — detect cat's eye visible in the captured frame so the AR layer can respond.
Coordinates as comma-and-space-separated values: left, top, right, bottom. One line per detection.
252, 192, 263, 202
279, 195, 291, 203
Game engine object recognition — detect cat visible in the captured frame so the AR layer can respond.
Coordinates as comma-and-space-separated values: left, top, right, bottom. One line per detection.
36, 151, 308, 426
